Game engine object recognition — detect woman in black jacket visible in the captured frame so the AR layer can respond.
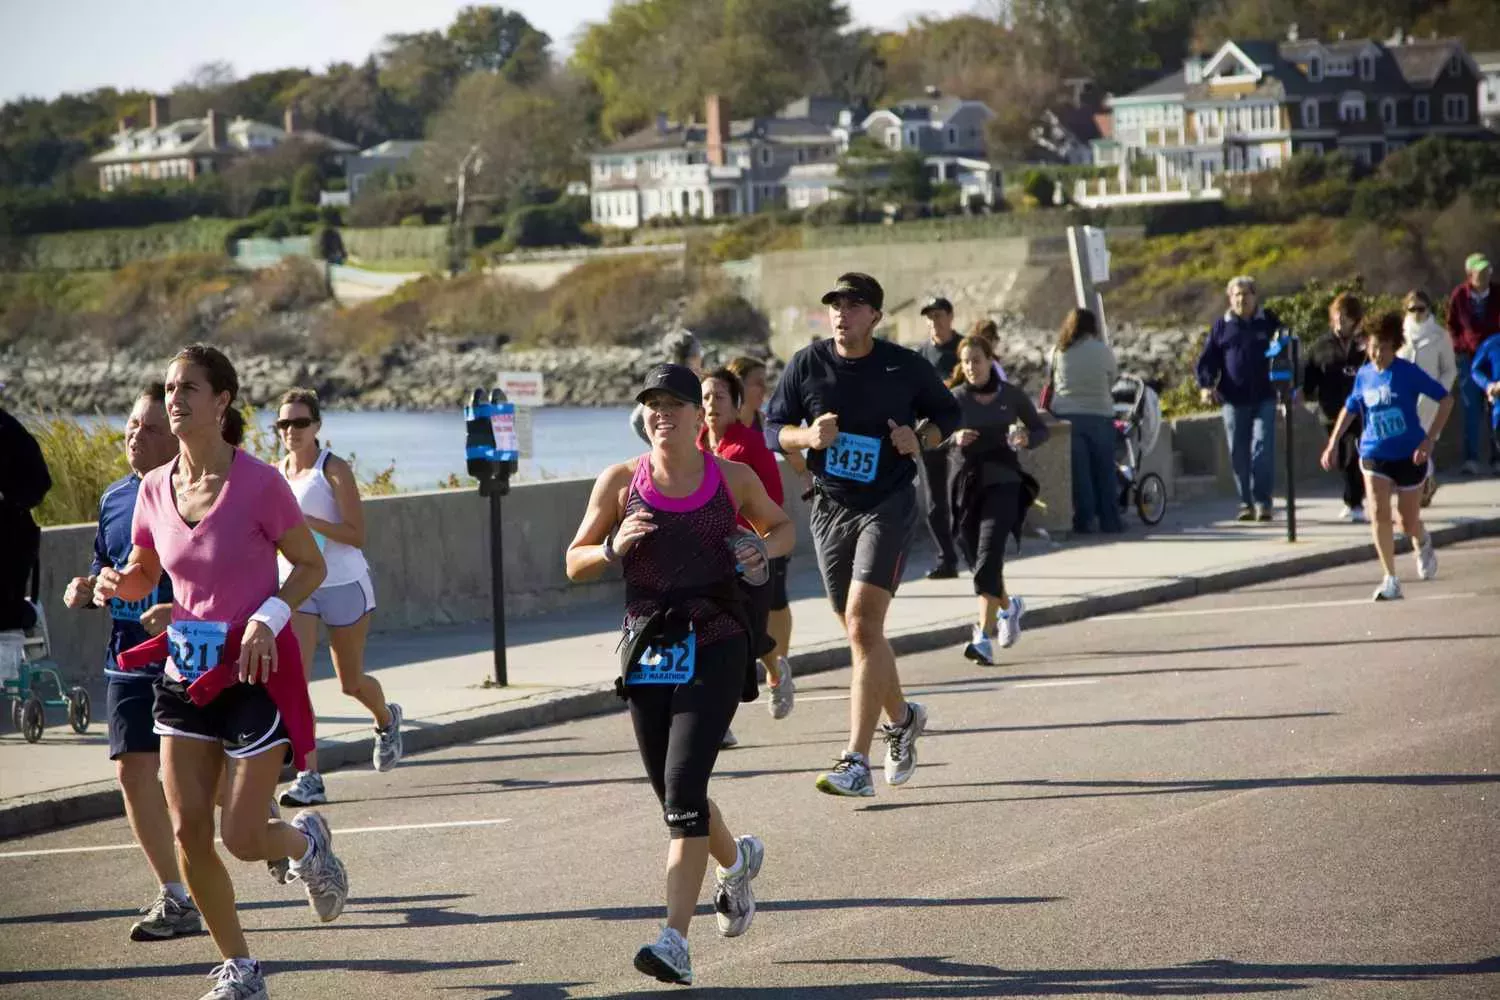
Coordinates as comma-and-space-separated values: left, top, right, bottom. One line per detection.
0, 406, 51, 630
1302, 292, 1368, 521
939, 336, 1049, 665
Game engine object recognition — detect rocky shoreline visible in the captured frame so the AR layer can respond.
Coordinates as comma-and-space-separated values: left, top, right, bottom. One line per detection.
1, 323, 1202, 414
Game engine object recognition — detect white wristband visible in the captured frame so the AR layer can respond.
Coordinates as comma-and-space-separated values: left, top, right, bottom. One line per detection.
249, 596, 292, 636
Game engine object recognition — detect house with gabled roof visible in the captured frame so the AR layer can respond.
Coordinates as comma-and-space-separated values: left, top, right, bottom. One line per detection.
1097, 28, 1488, 188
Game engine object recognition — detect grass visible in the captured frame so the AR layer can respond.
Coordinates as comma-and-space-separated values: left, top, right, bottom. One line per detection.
346, 256, 441, 274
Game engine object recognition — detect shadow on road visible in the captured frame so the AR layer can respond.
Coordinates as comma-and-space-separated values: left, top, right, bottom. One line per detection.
0, 892, 470, 928
0, 957, 517, 987
931, 711, 1335, 740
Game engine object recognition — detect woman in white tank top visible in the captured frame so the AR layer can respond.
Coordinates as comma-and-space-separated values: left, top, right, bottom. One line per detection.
274, 389, 402, 807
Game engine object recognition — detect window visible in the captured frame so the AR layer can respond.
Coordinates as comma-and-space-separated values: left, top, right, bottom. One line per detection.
906, 129, 917, 145
1359, 54, 1375, 81
759, 147, 772, 166
1308, 57, 1322, 81
1448, 55, 1462, 77
1444, 94, 1469, 122
1339, 95, 1365, 122
947, 127, 956, 144
1415, 95, 1430, 123
886, 129, 900, 149
1302, 99, 1319, 128
1304, 141, 1324, 155
1381, 98, 1397, 126
796, 148, 805, 163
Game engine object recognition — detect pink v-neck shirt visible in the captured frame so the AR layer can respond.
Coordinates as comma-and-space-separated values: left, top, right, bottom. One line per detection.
132, 449, 304, 624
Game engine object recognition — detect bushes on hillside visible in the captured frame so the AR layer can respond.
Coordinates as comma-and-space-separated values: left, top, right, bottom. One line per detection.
0, 182, 231, 237
501, 196, 593, 250
2, 218, 241, 270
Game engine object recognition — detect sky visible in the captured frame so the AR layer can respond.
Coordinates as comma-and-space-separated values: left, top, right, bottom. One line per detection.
0, 0, 989, 105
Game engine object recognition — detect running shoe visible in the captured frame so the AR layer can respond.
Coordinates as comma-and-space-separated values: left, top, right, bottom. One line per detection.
1373, 576, 1404, 601
1254, 504, 1273, 522
997, 596, 1025, 649
279, 770, 326, 807
963, 626, 995, 667
1235, 505, 1255, 522
720, 727, 739, 749
266, 857, 294, 885
1416, 534, 1438, 580
768, 658, 795, 719
290, 810, 348, 923
198, 959, 266, 1000
1461, 459, 1481, 476
926, 563, 958, 581
713, 834, 765, 938
634, 926, 693, 985
814, 752, 874, 797
374, 702, 404, 772
129, 888, 201, 941
881, 701, 928, 787
1338, 505, 1367, 522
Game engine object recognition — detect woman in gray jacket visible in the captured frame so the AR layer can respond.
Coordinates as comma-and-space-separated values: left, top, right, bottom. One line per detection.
1398, 290, 1458, 506
1049, 308, 1122, 534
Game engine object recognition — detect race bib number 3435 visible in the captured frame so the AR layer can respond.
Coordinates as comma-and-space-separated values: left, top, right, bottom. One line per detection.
167, 620, 229, 683
824, 432, 881, 484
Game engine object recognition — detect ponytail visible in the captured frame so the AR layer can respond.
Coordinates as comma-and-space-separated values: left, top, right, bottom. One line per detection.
221, 407, 245, 447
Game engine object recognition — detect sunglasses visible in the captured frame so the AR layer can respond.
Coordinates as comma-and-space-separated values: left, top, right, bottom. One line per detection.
275, 417, 316, 431
1405, 306, 1428, 313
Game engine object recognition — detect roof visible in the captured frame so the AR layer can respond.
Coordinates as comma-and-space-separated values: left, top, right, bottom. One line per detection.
598, 112, 840, 156
90, 114, 355, 163
1388, 39, 1471, 86
360, 140, 425, 159
1111, 69, 1189, 103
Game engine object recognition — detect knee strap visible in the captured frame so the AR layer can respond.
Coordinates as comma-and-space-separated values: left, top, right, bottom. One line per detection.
663, 799, 710, 839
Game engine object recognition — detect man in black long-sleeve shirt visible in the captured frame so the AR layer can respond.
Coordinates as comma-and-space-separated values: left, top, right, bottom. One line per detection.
0, 406, 52, 630
765, 272, 961, 798
914, 296, 962, 577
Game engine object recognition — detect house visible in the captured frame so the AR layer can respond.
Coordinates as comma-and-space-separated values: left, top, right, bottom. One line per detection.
343, 140, 426, 201
1477, 50, 1500, 129
1098, 30, 1488, 187
90, 96, 356, 192
587, 92, 1004, 228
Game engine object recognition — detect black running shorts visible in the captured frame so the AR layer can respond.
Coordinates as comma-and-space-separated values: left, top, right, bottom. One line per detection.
809, 483, 918, 615
767, 556, 790, 612
153, 675, 291, 761
1361, 456, 1427, 491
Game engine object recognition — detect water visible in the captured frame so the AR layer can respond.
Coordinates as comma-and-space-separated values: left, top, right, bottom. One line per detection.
90, 407, 644, 490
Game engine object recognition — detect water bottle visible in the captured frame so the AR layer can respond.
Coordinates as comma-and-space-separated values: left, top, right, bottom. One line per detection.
729, 532, 770, 587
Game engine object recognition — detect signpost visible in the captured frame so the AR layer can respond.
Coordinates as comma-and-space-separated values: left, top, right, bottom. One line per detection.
1067, 225, 1111, 341
497, 370, 544, 459
464, 388, 520, 687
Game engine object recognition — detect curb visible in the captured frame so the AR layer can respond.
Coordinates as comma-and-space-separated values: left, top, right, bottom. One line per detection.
4, 515, 1497, 842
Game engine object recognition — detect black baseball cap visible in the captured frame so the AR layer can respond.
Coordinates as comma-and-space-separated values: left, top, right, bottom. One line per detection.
636, 363, 702, 406
920, 296, 953, 316
820, 272, 884, 311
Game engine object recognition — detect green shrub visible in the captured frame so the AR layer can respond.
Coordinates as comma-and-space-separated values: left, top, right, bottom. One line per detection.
531, 256, 688, 347
342, 224, 448, 266
1021, 170, 1056, 207
27, 414, 129, 527
3, 218, 241, 270
291, 165, 322, 207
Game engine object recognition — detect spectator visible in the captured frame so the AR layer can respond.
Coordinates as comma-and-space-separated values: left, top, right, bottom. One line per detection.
1399, 290, 1458, 506
967, 318, 1010, 383
1303, 292, 1368, 522
1196, 275, 1282, 522
1444, 253, 1500, 475
1050, 308, 1122, 534
630, 330, 704, 443
0, 406, 51, 630
915, 297, 962, 579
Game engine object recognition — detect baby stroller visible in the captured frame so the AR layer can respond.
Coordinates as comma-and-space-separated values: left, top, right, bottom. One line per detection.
1112, 374, 1167, 526
1, 563, 90, 743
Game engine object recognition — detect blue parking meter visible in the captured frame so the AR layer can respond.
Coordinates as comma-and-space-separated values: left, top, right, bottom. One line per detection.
464, 387, 519, 685
1265, 329, 1301, 541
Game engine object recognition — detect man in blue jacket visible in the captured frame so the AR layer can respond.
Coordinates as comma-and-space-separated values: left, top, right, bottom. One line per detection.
1196, 275, 1283, 522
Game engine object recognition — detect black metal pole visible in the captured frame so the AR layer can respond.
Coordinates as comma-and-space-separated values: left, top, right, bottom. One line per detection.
489, 485, 508, 687
1284, 391, 1297, 543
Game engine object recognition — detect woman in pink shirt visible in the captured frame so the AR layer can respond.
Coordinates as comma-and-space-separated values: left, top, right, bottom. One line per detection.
95, 345, 349, 1000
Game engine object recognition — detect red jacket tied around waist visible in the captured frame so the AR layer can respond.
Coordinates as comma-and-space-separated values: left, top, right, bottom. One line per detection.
116, 623, 316, 770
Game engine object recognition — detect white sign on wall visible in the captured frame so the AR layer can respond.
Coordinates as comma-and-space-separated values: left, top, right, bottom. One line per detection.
496, 370, 546, 407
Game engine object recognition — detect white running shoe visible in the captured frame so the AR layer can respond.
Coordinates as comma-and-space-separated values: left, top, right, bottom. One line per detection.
713, 834, 764, 937
129, 888, 201, 941
1373, 576, 1404, 601
279, 770, 326, 807
997, 596, 1025, 649
881, 701, 928, 787
720, 727, 739, 749
374, 702, 404, 772
768, 658, 795, 719
963, 626, 995, 666
289, 810, 348, 923
198, 959, 267, 1000
1415, 534, 1437, 580
1338, 504, 1356, 521
814, 752, 874, 797
634, 926, 693, 985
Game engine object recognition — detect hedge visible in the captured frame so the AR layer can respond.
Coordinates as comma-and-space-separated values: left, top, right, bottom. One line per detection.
1, 218, 241, 271
342, 225, 449, 265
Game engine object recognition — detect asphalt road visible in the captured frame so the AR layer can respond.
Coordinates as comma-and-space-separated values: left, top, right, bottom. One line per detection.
2, 541, 1498, 999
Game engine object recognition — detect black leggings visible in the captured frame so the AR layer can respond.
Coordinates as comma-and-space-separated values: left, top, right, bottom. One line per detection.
965, 483, 1022, 599
627, 633, 747, 839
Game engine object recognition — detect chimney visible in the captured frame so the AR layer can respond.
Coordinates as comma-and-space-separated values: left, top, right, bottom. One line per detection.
283, 105, 300, 135
705, 94, 728, 167
206, 109, 226, 149
1184, 55, 1204, 84
149, 95, 169, 130
1287, 22, 1299, 42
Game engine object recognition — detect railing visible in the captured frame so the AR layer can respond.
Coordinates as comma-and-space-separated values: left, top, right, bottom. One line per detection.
1072, 175, 1222, 207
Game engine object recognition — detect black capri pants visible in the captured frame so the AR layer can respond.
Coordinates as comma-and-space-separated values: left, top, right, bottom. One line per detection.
962, 483, 1022, 599
627, 632, 748, 839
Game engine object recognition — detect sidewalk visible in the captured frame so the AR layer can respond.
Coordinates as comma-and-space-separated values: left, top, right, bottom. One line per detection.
4, 479, 1499, 838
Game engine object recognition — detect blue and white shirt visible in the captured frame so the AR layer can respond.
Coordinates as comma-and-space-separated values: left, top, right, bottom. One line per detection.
1344, 358, 1448, 462
92, 474, 174, 678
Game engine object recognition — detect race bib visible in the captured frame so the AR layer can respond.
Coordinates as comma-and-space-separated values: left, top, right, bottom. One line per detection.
167, 620, 229, 683
108, 587, 156, 624
824, 432, 881, 483
625, 628, 697, 686
1369, 409, 1407, 441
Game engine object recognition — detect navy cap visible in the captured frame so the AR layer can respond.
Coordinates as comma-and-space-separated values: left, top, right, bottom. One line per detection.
920, 296, 953, 316
820, 272, 884, 311
636, 363, 702, 406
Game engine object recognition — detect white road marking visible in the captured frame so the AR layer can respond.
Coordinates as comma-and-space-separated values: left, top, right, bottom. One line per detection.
1096, 592, 1475, 622
0, 817, 511, 860
1010, 679, 1101, 689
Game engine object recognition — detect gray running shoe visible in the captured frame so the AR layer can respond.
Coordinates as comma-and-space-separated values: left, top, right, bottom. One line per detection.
1415, 534, 1437, 580
634, 926, 693, 985
266, 857, 294, 885
714, 834, 764, 937
198, 959, 267, 1000
373, 702, 404, 772
720, 727, 739, 749
814, 752, 874, 797
279, 770, 326, 807
290, 810, 348, 923
129, 888, 201, 941
768, 658, 795, 719
881, 701, 928, 787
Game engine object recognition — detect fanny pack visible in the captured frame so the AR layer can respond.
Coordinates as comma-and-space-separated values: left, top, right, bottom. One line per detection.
615, 579, 756, 702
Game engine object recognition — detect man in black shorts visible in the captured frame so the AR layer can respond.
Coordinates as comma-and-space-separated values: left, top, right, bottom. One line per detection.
765, 272, 961, 796
63, 383, 202, 941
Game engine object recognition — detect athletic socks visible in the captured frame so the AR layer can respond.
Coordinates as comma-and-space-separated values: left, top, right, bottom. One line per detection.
289, 833, 316, 870
717, 845, 746, 879
163, 881, 189, 903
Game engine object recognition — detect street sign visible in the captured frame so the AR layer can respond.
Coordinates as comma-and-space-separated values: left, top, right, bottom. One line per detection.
1083, 226, 1110, 283
496, 370, 546, 407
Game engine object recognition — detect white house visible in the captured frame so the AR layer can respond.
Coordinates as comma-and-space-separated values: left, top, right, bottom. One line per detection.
1477, 50, 1500, 129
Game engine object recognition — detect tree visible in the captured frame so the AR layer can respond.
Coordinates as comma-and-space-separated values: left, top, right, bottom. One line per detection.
446, 5, 552, 83
286, 60, 390, 148
886, 151, 933, 202
291, 164, 321, 206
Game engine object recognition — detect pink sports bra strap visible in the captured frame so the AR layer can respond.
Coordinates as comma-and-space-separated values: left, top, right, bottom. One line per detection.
631, 453, 723, 513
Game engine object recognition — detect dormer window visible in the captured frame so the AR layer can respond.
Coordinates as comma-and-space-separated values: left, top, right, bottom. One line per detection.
1381, 98, 1397, 126
947, 127, 956, 145
1415, 95, 1430, 123
1359, 54, 1375, 81
1308, 57, 1322, 81
1449, 55, 1462, 77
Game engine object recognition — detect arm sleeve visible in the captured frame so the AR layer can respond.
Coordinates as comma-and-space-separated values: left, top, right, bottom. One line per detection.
1445, 289, 1463, 344
763, 357, 806, 454
91, 515, 109, 576
1413, 363, 1448, 402
1344, 382, 1362, 414
1014, 389, 1050, 448
913, 355, 962, 438
1195, 323, 1223, 389
1302, 347, 1322, 401
1472, 342, 1496, 390
1437, 330, 1458, 388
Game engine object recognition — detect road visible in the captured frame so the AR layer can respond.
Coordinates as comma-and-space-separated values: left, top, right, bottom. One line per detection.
2, 541, 1498, 999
